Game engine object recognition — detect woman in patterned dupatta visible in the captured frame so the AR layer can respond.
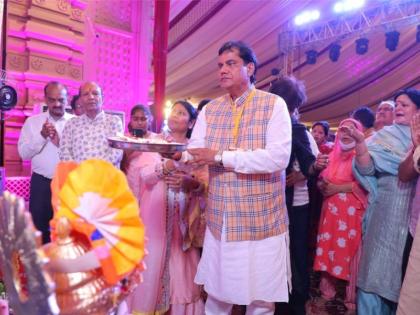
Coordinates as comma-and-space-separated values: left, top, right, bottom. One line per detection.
125, 101, 205, 315
314, 118, 367, 311
349, 89, 420, 315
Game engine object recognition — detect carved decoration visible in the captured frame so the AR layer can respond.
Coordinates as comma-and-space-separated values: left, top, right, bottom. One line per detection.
55, 64, 66, 75
71, 8, 83, 21
9, 55, 21, 68
70, 67, 81, 79
57, 0, 69, 12
6, 52, 28, 71
30, 58, 43, 71
33, 0, 46, 5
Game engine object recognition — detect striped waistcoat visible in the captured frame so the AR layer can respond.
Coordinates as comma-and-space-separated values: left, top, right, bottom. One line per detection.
205, 88, 288, 241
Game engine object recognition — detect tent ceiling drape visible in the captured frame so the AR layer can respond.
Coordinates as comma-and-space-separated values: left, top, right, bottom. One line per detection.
164, 0, 420, 125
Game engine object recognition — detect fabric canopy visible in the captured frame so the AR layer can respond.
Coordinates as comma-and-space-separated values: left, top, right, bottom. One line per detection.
164, 0, 420, 125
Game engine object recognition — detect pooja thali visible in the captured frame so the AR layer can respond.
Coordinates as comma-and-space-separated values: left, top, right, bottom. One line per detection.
108, 136, 187, 153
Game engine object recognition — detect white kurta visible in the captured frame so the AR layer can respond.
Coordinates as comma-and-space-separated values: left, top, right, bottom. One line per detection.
195, 229, 290, 304
189, 95, 292, 304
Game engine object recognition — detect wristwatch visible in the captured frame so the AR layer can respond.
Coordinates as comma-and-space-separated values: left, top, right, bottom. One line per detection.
214, 150, 223, 166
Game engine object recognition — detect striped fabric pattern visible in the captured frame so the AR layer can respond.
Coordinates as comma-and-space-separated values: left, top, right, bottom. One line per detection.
205, 88, 288, 241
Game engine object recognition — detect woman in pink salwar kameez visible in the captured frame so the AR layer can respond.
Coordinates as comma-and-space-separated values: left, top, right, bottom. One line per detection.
125, 101, 205, 315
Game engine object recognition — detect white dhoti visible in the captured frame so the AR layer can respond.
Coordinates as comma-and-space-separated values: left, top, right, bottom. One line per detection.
194, 228, 289, 306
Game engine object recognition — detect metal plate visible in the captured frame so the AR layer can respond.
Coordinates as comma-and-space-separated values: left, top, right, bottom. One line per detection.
108, 136, 187, 153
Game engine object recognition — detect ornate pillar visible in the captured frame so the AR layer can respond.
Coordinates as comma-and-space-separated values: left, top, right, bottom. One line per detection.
152, 0, 170, 131
4, 0, 154, 175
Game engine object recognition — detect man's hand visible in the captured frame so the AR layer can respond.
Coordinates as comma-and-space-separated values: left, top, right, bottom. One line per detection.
187, 148, 218, 168
50, 133, 60, 147
286, 170, 305, 187
40, 119, 51, 138
40, 119, 58, 140
314, 153, 329, 171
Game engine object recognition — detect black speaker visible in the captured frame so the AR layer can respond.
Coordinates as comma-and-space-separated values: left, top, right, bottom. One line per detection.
356, 38, 369, 55
0, 85, 17, 111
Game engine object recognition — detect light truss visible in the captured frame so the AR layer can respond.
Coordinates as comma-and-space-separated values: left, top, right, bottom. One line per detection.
278, 0, 420, 74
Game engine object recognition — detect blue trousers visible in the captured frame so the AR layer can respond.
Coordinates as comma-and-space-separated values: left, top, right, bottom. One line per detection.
29, 172, 53, 244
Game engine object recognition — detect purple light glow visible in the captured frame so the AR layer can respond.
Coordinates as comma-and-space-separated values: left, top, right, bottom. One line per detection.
344, 54, 382, 78
4, 131, 20, 140
71, 0, 88, 10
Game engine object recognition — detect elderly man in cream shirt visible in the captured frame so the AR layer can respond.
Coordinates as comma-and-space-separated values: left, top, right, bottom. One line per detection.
59, 82, 123, 167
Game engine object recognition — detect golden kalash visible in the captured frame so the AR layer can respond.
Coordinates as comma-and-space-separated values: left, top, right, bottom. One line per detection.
0, 159, 146, 315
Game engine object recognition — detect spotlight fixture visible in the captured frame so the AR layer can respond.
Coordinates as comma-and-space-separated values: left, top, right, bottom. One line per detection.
329, 44, 341, 62
417, 25, 420, 43
306, 50, 318, 65
355, 38, 369, 55
333, 0, 365, 13
271, 68, 280, 76
294, 10, 321, 26
385, 31, 400, 52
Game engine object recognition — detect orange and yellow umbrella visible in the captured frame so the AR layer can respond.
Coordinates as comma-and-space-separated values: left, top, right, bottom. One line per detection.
51, 159, 145, 285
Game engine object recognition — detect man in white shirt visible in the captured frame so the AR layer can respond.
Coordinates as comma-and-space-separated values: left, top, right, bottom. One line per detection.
59, 82, 123, 167
18, 81, 73, 243
185, 41, 292, 315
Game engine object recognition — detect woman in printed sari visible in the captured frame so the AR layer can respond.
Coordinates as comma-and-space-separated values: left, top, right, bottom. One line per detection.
314, 118, 367, 311
349, 88, 420, 314
125, 101, 205, 315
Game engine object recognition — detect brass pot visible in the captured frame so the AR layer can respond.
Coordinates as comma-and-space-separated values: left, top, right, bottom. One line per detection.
44, 219, 116, 315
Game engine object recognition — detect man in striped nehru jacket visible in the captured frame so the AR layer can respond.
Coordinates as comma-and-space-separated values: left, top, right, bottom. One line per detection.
186, 41, 292, 315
